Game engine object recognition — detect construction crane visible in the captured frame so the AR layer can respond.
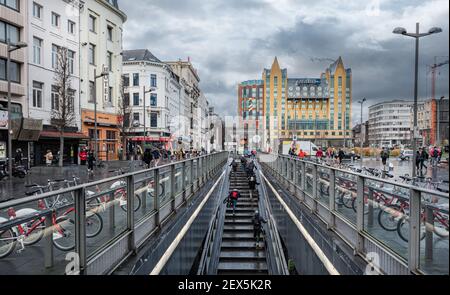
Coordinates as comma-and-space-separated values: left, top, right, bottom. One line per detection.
310, 57, 335, 63
428, 57, 449, 100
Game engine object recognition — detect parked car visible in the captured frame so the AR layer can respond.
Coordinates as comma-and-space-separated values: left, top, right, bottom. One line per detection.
342, 152, 360, 161
399, 149, 413, 161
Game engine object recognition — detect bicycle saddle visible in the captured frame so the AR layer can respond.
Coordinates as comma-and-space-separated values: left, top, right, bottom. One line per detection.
25, 188, 42, 196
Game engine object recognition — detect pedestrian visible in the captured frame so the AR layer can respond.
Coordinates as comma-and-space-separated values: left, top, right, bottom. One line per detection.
87, 150, 95, 175
224, 189, 241, 216
79, 148, 87, 165
248, 174, 260, 191
253, 210, 267, 248
431, 146, 439, 167
298, 149, 306, 159
240, 155, 247, 169
45, 150, 53, 166
143, 148, 152, 168
152, 148, 161, 167
437, 146, 442, 164
245, 160, 257, 177
316, 148, 323, 160
229, 159, 238, 173
15, 148, 23, 165
337, 149, 345, 164
380, 147, 389, 167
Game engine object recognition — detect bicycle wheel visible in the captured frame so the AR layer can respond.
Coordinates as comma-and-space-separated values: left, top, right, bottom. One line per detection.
351, 197, 370, 215
52, 215, 75, 251
340, 192, 353, 209
148, 183, 165, 198
23, 219, 45, 246
0, 229, 16, 259
433, 220, 449, 238
378, 204, 403, 231
85, 212, 103, 238
397, 216, 426, 242
118, 194, 141, 212
319, 182, 329, 196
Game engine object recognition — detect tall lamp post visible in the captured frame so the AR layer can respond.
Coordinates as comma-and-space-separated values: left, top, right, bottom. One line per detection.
93, 68, 109, 159
437, 96, 445, 146
393, 23, 442, 178
7, 40, 27, 177
358, 98, 366, 167
142, 86, 156, 147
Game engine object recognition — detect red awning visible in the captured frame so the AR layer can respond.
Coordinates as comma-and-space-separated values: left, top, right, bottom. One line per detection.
39, 131, 90, 139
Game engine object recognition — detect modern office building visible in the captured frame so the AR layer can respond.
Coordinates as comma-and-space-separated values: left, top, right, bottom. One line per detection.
416, 98, 449, 146
238, 79, 264, 150
79, 0, 127, 161
368, 100, 413, 147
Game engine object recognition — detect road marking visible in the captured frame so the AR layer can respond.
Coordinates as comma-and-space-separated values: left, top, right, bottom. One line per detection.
260, 171, 340, 275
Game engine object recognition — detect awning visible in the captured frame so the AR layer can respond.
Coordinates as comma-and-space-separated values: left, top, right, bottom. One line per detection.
39, 131, 90, 140
129, 136, 171, 142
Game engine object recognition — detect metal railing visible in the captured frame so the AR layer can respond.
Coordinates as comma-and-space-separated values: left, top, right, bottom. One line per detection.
260, 153, 448, 275
0, 152, 228, 275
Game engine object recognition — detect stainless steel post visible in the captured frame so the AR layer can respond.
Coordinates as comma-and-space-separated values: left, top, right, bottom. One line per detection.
126, 174, 135, 251
355, 175, 365, 254
408, 188, 421, 272
74, 187, 86, 274
154, 168, 160, 227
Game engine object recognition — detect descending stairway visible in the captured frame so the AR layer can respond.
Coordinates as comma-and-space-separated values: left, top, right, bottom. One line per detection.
217, 162, 268, 275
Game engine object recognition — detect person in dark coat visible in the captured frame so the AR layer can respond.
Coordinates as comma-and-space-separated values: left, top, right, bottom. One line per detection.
253, 210, 267, 248
143, 149, 153, 168
248, 174, 260, 191
87, 151, 95, 175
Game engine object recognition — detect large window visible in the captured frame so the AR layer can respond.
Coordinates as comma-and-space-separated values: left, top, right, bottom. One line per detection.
89, 15, 96, 32
89, 81, 95, 102
0, 20, 20, 44
123, 93, 130, 106
133, 73, 139, 86
68, 50, 75, 74
0, 58, 20, 82
88, 43, 95, 65
32, 81, 43, 108
51, 85, 59, 110
133, 113, 140, 122
32, 2, 42, 18
107, 25, 113, 41
0, 0, 19, 10
107, 51, 112, 71
33, 37, 42, 65
150, 112, 157, 128
108, 87, 113, 103
51, 12, 60, 27
68, 20, 76, 35
122, 74, 129, 87
133, 93, 139, 106
106, 130, 116, 140
150, 74, 157, 87
51, 44, 59, 68
150, 93, 157, 106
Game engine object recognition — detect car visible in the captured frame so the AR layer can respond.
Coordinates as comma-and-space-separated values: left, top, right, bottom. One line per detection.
399, 149, 413, 161
342, 152, 360, 161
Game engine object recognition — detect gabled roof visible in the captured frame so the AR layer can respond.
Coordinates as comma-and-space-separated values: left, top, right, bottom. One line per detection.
327, 56, 343, 74
122, 49, 162, 63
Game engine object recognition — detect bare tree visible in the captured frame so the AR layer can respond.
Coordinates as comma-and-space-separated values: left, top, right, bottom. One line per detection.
52, 47, 76, 167
117, 76, 131, 160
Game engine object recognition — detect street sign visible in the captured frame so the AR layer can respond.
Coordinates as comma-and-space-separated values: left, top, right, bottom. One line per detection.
103, 65, 109, 103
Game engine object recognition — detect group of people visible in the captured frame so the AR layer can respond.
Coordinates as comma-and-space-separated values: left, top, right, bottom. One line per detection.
79, 148, 96, 175
416, 146, 443, 175
288, 146, 347, 164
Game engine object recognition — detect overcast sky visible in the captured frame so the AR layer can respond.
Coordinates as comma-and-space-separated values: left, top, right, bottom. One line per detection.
120, 0, 449, 124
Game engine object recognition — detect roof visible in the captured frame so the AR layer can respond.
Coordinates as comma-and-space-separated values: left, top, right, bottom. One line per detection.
122, 49, 162, 63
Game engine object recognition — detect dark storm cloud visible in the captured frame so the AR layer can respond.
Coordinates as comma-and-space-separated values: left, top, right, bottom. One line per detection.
119, 0, 449, 119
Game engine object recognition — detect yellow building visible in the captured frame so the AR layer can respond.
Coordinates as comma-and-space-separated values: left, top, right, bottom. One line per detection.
262, 56, 352, 149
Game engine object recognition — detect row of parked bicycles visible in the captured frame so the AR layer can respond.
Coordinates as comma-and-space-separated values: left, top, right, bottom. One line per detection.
302, 161, 449, 243
0, 169, 167, 259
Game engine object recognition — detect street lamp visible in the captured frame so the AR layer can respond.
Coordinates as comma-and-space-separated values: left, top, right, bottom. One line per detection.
93, 68, 109, 160
393, 23, 442, 177
437, 96, 445, 146
142, 85, 156, 145
358, 98, 366, 167
7, 40, 27, 177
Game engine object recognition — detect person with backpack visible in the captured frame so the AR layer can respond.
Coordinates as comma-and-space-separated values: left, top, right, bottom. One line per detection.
224, 189, 241, 216
337, 149, 345, 164
240, 155, 247, 169
245, 160, 257, 177
380, 147, 389, 166
253, 210, 267, 248
143, 148, 153, 168
248, 174, 260, 191
229, 159, 238, 173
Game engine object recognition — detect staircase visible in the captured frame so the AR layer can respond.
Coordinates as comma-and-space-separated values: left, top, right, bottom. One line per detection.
217, 163, 268, 275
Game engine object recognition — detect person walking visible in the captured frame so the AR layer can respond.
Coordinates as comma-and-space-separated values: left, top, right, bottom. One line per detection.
87, 150, 95, 176
416, 148, 428, 176
248, 174, 260, 191
316, 148, 323, 162
15, 148, 23, 165
298, 149, 306, 159
79, 148, 87, 165
337, 149, 345, 165
224, 189, 241, 216
143, 148, 152, 168
151, 147, 161, 167
431, 146, 439, 167
380, 147, 389, 169
45, 150, 53, 166
253, 210, 267, 248
245, 160, 257, 177
229, 158, 238, 173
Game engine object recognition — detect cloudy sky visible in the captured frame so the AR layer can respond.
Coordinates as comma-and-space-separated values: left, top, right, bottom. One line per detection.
120, 0, 449, 124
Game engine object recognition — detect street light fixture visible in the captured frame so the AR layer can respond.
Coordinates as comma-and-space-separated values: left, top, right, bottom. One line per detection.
7, 40, 27, 178
93, 68, 109, 159
393, 22, 442, 178
358, 98, 366, 167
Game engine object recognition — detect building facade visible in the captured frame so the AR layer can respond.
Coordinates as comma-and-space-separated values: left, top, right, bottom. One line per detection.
0, 0, 29, 161
122, 49, 181, 152
368, 100, 413, 148
79, 0, 126, 161
27, 0, 85, 165
352, 121, 369, 147
415, 98, 449, 147
238, 80, 264, 150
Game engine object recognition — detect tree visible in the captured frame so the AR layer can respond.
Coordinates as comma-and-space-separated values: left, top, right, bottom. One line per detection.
117, 76, 131, 160
52, 47, 76, 167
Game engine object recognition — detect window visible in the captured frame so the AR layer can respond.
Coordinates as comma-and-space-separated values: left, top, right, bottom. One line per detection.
51, 85, 59, 110
88, 43, 95, 65
106, 130, 116, 140
107, 26, 113, 41
89, 81, 95, 102
1, 0, 19, 10
32, 81, 43, 108
0, 58, 20, 82
51, 12, 60, 27
51, 44, 59, 68
133, 73, 139, 86
107, 51, 112, 71
68, 50, 75, 74
33, 37, 42, 65
0, 20, 19, 44
89, 15, 96, 32
133, 112, 140, 122
150, 93, 157, 106
68, 20, 75, 34
150, 112, 157, 128
150, 74, 157, 87
68, 89, 75, 112
122, 74, 129, 87
88, 129, 100, 139
108, 87, 113, 103
123, 93, 130, 106
133, 93, 139, 106
32, 2, 42, 18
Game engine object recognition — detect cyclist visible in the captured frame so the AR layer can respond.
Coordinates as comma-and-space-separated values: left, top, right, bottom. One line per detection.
253, 210, 267, 248
224, 189, 241, 216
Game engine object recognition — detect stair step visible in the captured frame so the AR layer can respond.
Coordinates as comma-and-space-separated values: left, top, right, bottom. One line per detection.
221, 241, 264, 248
217, 262, 268, 271
220, 250, 266, 259
222, 232, 255, 239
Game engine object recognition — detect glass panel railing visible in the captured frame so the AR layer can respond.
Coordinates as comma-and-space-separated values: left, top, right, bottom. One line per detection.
317, 166, 330, 208
334, 170, 357, 224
